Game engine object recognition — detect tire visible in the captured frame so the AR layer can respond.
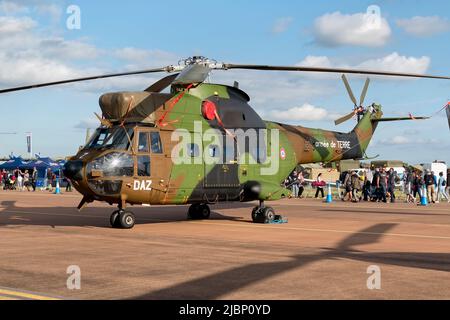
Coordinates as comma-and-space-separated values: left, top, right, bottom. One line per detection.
188, 204, 210, 220
188, 204, 200, 220
118, 211, 135, 229
262, 207, 275, 224
251, 206, 262, 223
110, 210, 120, 228
198, 204, 211, 219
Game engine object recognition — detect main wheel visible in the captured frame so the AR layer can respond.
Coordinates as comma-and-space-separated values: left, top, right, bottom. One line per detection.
198, 204, 211, 219
188, 204, 211, 220
251, 207, 275, 224
262, 207, 275, 224
188, 204, 200, 220
251, 206, 263, 223
110, 210, 121, 228
118, 211, 136, 229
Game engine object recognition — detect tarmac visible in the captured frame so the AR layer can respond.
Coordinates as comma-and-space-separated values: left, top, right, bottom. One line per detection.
0, 190, 449, 300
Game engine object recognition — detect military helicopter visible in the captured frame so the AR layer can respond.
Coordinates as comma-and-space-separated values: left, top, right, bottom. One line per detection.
1, 56, 449, 229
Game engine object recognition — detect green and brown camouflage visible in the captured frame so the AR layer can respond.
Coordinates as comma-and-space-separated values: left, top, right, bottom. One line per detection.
0, 56, 445, 227
65, 82, 384, 209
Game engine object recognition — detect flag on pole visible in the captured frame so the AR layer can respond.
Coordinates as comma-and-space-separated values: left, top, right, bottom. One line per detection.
26, 132, 32, 157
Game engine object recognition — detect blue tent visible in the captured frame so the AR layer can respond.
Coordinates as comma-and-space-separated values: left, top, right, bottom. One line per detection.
27, 156, 66, 188
0, 157, 31, 170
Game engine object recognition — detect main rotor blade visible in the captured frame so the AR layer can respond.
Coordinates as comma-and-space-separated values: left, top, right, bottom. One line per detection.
360, 78, 370, 106
223, 64, 450, 81
335, 111, 357, 126
0, 67, 170, 94
144, 73, 179, 92
342, 74, 357, 106
173, 64, 211, 85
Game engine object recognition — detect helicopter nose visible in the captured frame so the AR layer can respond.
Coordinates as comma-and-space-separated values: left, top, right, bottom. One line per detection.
63, 160, 84, 181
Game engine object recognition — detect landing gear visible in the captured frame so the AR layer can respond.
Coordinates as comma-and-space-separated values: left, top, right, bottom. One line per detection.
251, 201, 276, 224
110, 210, 136, 229
188, 203, 211, 220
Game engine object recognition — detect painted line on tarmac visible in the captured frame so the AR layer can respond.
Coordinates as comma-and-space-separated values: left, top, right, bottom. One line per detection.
2, 209, 450, 241
0, 209, 174, 223
281, 202, 450, 213
189, 221, 450, 241
0, 287, 62, 300
0, 192, 81, 199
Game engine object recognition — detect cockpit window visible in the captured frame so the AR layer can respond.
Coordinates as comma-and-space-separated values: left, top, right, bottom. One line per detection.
85, 127, 134, 151
150, 132, 163, 154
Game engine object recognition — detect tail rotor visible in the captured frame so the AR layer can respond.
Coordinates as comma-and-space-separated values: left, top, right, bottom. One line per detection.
335, 75, 370, 126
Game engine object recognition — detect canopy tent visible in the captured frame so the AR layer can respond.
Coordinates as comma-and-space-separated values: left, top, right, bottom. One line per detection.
0, 155, 66, 188
0, 157, 31, 170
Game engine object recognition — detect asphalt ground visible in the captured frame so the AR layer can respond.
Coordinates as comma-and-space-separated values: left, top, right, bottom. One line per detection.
0, 190, 449, 300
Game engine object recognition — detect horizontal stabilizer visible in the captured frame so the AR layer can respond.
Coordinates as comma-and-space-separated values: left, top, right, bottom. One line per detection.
372, 116, 430, 122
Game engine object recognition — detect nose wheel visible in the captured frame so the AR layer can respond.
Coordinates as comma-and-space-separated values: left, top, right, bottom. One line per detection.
110, 210, 136, 229
188, 203, 211, 220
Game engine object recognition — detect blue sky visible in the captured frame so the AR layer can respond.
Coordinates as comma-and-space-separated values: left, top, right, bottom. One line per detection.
0, 0, 449, 164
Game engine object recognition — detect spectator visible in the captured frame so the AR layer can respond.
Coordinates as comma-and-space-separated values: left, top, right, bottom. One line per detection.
424, 170, 436, 204
342, 170, 353, 202
297, 171, 305, 198
16, 168, 24, 191
315, 173, 325, 199
31, 167, 37, 192
290, 170, 300, 198
23, 170, 31, 192
66, 178, 73, 192
405, 170, 414, 203
351, 171, 361, 202
371, 168, 380, 201
46, 168, 53, 191
377, 168, 387, 203
437, 172, 449, 203
362, 171, 371, 201
387, 168, 397, 203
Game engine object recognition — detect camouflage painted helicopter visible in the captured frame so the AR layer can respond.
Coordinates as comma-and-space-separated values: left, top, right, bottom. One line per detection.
1, 56, 449, 229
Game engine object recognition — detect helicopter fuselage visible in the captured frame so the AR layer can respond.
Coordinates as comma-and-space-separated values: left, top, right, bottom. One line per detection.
64, 83, 382, 209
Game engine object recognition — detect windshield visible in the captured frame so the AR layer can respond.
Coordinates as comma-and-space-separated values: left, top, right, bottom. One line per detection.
85, 127, 134, 150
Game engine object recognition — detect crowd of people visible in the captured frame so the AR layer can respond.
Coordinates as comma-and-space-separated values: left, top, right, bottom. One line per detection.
0, 167, 72, 192
284, 167, 449, 204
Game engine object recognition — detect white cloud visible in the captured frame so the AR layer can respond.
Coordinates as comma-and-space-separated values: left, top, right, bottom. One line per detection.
296, 52, 430, 77
269, 103, 337, 122
397, 16, 450, 37
380, 135, 440, 146
0, 1, 28, 14
313, 11, 391, 47
114, 48, 177, 67
0, 51, 81, 85
271, 17, 293, 34
354, 52, 430, 74
0, 16, 36, 34
297, 55, 332, 68
39, 38, 101, 60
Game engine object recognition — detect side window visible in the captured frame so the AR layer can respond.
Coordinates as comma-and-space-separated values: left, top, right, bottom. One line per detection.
137, 155, 151, 176
138, 132, 149, 153
150, 132, 163, 154
209, 144, 220, 158
188, 143, 200, 157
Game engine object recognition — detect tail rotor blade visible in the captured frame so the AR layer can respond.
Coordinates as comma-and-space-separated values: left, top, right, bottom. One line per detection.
342, 74, 357, 106
335, 111, 357, 126
360, 78, 370, 106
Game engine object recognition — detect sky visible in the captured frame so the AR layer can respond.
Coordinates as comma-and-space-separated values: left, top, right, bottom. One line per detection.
0, 0, 449, 164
